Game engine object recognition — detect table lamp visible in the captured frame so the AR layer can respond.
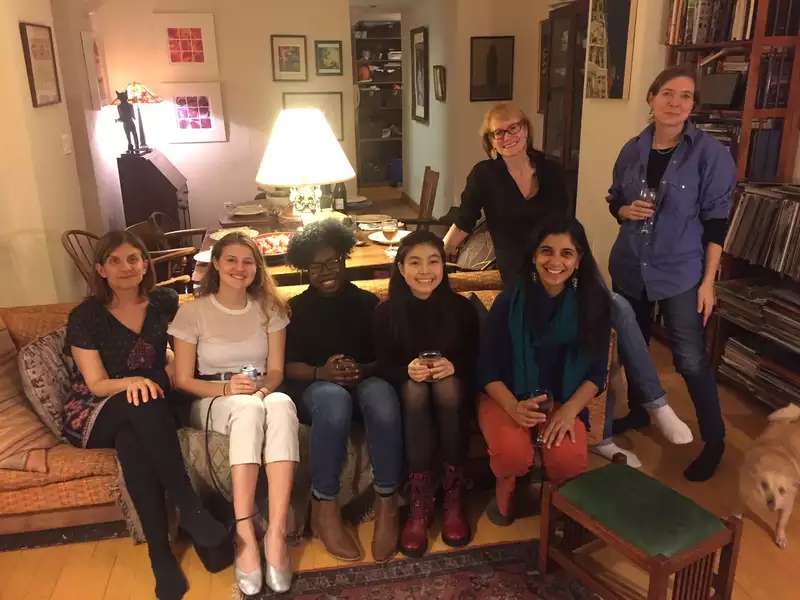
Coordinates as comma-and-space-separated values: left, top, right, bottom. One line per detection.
255, 108, 355, 224
118, 81, 161, 154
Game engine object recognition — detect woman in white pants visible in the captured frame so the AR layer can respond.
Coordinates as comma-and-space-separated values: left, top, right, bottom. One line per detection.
170, 232, 298, 596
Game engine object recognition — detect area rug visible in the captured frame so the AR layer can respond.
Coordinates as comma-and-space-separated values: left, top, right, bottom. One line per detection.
251, 541, 596, 599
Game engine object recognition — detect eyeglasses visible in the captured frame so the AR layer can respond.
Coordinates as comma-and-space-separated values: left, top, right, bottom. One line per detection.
308, 257, 343, 275
489, 121, 523, 140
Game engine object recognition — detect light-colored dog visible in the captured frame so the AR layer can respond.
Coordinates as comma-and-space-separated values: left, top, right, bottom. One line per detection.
739, 403, 800, 548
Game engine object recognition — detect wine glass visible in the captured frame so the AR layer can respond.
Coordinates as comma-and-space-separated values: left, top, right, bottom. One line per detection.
639, 187, 659, 235
382, 218, 399, 256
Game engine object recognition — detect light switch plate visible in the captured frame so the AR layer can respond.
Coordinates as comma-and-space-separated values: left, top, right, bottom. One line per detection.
61, 133, 73, 155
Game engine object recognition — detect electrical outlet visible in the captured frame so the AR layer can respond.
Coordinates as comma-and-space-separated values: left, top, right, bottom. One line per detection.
61, 133, 73, 155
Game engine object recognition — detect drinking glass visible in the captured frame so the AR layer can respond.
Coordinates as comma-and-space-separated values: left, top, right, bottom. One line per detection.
382, 218, 399, 256
639, 187, 659, 235
418, 350, 442, 383
531, 387, 554, 447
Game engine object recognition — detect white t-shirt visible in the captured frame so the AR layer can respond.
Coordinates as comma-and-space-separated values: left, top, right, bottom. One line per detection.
168, 294, 289, 375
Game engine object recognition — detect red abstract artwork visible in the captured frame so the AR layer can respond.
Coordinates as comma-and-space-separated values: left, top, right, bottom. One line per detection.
174, 96, 212, 129
167, 27, 204, 63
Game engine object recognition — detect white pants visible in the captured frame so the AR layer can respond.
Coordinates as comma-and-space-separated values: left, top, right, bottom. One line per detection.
189, 392, 299, 466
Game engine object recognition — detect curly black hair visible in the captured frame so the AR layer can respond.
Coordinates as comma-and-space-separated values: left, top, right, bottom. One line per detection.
286, 218, 356, 269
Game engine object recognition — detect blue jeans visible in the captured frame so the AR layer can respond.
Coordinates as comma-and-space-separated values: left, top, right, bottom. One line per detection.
297, 377, 403, 500
599, 293, 668, 442
618, 286, 725, 443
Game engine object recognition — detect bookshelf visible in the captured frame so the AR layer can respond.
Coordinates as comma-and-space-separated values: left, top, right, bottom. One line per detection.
665, 0, 800, 410
352, 20, 403, 188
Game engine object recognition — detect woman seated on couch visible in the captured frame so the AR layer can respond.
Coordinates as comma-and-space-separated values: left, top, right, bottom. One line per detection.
373, 230, 480, 557
477, 216, 610, 525
170, 232, 298, 596
283, 219, 403, 563
64, 231, 225, 600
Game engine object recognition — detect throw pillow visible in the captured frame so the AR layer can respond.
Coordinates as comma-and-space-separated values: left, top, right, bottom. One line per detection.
17, 326, 72, 440
0, 322, 58, 472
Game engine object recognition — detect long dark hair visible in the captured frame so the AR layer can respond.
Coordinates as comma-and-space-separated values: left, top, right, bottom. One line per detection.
387, 230, 455, 353
521, 216, 611, 357
91, 231, 154, 304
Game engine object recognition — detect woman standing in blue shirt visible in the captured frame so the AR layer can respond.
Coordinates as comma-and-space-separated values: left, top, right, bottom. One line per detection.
608, 66, 736, 482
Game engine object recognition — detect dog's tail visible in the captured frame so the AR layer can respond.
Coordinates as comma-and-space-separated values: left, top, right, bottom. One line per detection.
768, 403, 800, 422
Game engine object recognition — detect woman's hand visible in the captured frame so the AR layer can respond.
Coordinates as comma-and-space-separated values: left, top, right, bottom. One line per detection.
408, 358, 430, 383
126, 376, 164, 406
317, 354, 345, 382
697, 281, 716, 326
541, 403, 580, 448
618, 200, 655, 221
227, 373, 257, 395
429, 357, 455, 380
508, 397, 547, 428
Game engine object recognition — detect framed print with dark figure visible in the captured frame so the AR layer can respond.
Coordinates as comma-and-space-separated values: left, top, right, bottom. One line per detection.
433, 65, 446, 101
271, 34, 308, 81
470, 36, 514, 102
410, 26, 429, 123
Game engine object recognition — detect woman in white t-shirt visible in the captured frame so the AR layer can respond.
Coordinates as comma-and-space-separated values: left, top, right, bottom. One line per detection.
170, 232, 298, 596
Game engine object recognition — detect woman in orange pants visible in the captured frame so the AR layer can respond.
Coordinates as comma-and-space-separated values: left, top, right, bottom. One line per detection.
477, 216, 611, 525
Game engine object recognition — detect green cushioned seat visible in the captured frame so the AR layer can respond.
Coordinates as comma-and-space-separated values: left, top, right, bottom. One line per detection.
558, 464, 725, 558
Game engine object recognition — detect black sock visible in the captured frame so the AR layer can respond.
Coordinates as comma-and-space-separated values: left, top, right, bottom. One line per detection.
149, 547, 187, 600
611, 407, 650, 436
684, 440, 724, 482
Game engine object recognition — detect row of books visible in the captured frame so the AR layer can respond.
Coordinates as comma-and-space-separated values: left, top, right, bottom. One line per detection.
666, 0, 758, 44
745, 119, 783, 181
756, 48, 795, 108
724, 183, 800, 279
765, 0, 800, 35
693, 119, 741, 159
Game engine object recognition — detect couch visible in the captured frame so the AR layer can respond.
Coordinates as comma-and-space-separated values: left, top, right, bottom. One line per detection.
0, 269, 609, 542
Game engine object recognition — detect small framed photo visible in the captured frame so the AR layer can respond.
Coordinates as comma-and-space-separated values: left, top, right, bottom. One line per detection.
315, 40, 343, 76
19, 22, 61, 107
410, 26, 429, 123
283, 91, 344, 141
433, 65, 446, 102
271, 34, 308, 81
470, 36, 515, 102
159, 81, 226, 143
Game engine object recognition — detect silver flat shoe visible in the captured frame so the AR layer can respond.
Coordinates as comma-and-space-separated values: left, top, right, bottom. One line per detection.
264, 538, 293, 593
234, 565, 263, 596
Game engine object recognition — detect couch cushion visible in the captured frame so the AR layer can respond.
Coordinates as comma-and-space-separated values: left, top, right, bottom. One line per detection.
0, 474, 117, 516
0, 317, 58, 472
0, 304, 74, 349
0, 444, 117, 492
17, 327, 72, 440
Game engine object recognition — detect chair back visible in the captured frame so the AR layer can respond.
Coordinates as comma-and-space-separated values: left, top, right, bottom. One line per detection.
148, 211, 178, 233
126, 220, 170, 252
61, 230, 100, 285
416, 166, 440, 231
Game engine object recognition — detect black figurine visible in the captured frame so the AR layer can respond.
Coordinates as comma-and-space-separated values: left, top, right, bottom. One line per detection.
115, 90, 140, 153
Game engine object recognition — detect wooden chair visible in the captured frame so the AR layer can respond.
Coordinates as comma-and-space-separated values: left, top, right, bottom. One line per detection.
401, 166, 442, 232
147, 212, 207, 250
446, 219, 496, 273
538, 461, 743, 600
62, 229, 100, 286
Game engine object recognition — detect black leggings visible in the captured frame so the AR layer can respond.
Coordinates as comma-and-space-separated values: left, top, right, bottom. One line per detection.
87, 382, 196, 557
401, 376, 467, 472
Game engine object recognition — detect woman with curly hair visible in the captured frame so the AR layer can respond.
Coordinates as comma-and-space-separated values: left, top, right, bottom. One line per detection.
284, 219, 403, 563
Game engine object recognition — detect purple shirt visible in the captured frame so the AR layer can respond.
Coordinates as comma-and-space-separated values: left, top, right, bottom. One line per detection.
607, 122, 736, 301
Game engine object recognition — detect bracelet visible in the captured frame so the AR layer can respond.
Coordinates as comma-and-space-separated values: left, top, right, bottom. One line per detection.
222, 382, 229, 395
258, 387, 270, 398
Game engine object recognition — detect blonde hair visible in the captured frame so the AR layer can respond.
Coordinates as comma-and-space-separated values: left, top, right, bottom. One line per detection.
479, 102, 535, 158
199, 232, 289, 326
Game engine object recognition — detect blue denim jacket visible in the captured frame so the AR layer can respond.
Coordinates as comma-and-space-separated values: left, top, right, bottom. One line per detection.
607, 122, 736, 301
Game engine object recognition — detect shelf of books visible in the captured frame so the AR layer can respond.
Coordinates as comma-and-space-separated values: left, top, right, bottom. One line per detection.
665, 0, 800, 409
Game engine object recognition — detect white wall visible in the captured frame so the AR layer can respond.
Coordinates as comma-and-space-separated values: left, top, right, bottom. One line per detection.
92, 0, 357, 230
402, 0, 550, 217
0, 0, 87, 307
575, 0, 668, 280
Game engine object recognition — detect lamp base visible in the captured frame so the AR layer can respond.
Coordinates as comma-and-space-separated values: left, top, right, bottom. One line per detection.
290, 184, 322, 226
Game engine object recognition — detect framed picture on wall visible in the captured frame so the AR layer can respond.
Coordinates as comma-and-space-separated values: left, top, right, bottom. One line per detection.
410, 26, 429, 123
271, 35, 308, 81
283, 91, 343, 140
470, 36, 514, 102
315, 40, 343, 76
538, 20, 550, 113
80, 31, 111, 110
158, 81, 227, 143
433, 65, 446, 102
586, 0, 638, 99
154, 13, 219, 80
19, 22, 61, 107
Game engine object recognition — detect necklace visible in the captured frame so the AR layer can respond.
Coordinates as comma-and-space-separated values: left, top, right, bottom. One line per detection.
653, 144, 678, 155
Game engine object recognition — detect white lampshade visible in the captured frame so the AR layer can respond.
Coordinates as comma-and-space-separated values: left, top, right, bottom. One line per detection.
256, 108, 355, 186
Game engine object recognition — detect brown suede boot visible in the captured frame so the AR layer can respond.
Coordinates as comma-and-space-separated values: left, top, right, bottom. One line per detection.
310, 497, 363, 561
372, 492, 399, 563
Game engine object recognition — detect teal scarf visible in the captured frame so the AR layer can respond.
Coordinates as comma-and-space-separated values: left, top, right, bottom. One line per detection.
508, 282, 591, 402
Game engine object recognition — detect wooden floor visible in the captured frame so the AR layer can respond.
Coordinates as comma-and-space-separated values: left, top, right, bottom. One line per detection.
1, 345, 796, 600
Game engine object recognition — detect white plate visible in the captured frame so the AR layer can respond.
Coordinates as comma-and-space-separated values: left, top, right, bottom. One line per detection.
232, 204, 265, 216
348, 195, 369, 204
209, 227, 259, 241
368, 230, 410, 245
193, 249, 211, 263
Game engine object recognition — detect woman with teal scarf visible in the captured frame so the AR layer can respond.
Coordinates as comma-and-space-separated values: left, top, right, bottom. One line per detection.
477, 217, 611, 525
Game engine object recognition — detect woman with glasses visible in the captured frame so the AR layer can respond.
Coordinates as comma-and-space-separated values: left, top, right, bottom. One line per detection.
283, 219, 403, 563
443, 102, 571, 284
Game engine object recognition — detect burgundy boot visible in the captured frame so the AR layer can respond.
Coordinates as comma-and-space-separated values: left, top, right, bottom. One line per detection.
399, 471, 434, 558
441, 463, 470, 547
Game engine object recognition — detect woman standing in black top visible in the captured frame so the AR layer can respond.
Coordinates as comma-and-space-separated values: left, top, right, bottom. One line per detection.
64, 232, 225, 600
443, 102, 571, 284
373, 231, 479, 557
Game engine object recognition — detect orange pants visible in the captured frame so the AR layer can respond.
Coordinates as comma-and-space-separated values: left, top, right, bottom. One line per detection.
477, 393, 587, 485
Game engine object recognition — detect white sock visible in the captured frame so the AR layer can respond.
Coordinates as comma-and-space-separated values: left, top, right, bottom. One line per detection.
590, 442, 642, 468
646, 404, 693, 445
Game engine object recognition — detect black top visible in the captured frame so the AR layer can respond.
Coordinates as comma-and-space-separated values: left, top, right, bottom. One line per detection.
646, 146, 676, 189
373, 292, 480, 387
454, 153, 571, 284
285, 282, 379, 366
63, 287, 179, 446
